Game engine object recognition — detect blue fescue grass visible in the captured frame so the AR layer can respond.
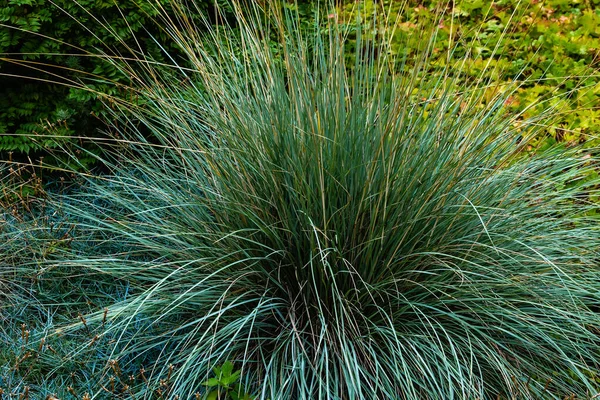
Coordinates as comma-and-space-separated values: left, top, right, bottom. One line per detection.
2, 0, 600, 398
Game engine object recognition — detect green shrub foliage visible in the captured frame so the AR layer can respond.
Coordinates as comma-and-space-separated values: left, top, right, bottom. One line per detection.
0, 0, 221, 171
340, 0, 600, 150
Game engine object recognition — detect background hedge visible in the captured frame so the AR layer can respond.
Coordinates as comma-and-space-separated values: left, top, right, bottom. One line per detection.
0, 0, 227, 173
1, 0, 598, 174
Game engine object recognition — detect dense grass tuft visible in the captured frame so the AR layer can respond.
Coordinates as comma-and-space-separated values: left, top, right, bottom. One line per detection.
3, 0, 600, 398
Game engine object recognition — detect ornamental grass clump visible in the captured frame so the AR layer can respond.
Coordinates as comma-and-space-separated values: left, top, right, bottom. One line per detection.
6, 0, 600, 398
